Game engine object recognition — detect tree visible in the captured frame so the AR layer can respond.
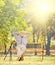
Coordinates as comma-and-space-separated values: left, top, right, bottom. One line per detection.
46, 14, 55, 56
0, 0, 27, 50
46, 26, 53, 55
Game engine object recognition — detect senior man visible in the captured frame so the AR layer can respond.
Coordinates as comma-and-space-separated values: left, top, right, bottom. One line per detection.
12, 30, 31, 61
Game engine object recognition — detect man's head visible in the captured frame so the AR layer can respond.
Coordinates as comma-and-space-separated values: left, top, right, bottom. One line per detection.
19, 30, 27, 36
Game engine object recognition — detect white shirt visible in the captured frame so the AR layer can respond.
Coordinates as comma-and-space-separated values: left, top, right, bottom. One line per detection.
12, 32, 31, 45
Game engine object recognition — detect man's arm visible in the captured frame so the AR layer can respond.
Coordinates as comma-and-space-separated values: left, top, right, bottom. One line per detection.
10, 31, 19, 36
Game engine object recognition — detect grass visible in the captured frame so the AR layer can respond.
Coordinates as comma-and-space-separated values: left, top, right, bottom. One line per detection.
0, 55, 55, 65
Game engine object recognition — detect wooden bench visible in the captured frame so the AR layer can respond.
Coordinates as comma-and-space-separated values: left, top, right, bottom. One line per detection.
10, 42, 44, 53
3, 42, 44, 61
26, 42, 44, 53
26, 42, 44, 61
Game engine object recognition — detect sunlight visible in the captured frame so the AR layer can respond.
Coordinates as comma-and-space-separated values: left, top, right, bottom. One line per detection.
24, 0, 55, 24
38, 3, 49, 14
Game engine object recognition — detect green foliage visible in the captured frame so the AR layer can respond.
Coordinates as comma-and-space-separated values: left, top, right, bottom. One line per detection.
0, 0, 27, 45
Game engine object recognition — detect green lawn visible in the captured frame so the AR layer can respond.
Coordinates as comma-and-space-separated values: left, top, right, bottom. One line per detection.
0, 55, 55, 65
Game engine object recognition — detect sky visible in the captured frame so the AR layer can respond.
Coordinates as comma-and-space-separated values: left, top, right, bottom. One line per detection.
23, 0, 55, 24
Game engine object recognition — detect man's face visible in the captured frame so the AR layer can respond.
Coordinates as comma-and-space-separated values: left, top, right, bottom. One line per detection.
19, 31, 27, 36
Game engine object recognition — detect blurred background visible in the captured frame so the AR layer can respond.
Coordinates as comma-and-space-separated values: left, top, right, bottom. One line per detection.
0, 0, 55, 56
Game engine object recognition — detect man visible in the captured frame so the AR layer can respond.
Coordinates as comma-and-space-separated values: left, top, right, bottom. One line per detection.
12, 30, 31, 61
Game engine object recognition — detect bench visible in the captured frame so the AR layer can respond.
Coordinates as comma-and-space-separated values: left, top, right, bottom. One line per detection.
26, 42, 44, 52
26, 42, 44, 61
3, 42, 44, 61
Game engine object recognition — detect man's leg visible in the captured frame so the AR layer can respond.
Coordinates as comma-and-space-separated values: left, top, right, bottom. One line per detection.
16, 45, 23, 61
16, 45, 26, 61
19, 45, 26, 61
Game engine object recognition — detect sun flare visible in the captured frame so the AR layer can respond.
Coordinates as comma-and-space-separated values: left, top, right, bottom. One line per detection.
24, 0, 55, 24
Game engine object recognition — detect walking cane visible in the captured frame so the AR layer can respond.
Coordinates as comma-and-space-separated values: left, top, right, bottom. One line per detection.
4, 43, 12, 61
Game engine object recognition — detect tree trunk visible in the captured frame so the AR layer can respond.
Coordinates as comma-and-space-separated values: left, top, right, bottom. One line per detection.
46, 36, 51, 56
